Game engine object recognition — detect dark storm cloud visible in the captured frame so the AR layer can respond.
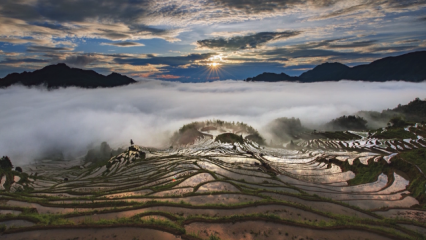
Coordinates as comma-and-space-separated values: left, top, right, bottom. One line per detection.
97, 30, 131, 40
101, 42, 145, 47
316, 3, 369, 19
326, 40, 377, 49
258, 39, 382, 60
262, 48, 350, 58
0, 58, 48, 64
129, 25, 170, 34
31, 22, 73, 31
27, 46, 74, 53
315, 0, 426, 19
386, 0, 426, 9
0, 0, 180, 42
210, 0, 338, 13
2, 0, 151, 22
96, 25, 170, 40
64, 55, 97, 66
0, 1, 41, 21
114, 53, 216, 67
369, 46, 418, 52
197, 31, 302, 50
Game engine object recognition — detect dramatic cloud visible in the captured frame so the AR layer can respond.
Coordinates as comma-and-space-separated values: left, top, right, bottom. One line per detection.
1, 81, 425, 165
0, 58, 48, 64
26, 46, 74, 53
325, 40, 377, 49
101, 42, 145, 47
64, 55, 98, 66
210, 0, 339, 14
0, 0, 425, 79
250, 39, 411, 65
197, 31, 302, 50
114, 53, 216, 67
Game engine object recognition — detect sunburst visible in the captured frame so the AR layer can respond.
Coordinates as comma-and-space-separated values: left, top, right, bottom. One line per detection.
205, 62, 222, 80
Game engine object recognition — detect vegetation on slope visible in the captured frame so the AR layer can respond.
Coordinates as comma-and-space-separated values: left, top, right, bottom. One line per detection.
324, 115, 368, 131
171, 120, 265, 145
0, 156, 32, 192
328, 158, 390, 186
266, 117, 309, 144
244, 133, 266, 145
389, 98, 426, 123
215, 133, 244, 144
84, 142, 125, 164
393, 149, 426, 206
370, 117, 419, 139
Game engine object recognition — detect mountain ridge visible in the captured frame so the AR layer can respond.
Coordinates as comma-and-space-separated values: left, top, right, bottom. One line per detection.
0, 63, 136, 89
245, 51, 426, 82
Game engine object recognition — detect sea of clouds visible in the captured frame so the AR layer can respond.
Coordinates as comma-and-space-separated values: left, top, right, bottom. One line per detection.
1, 80, 425, 165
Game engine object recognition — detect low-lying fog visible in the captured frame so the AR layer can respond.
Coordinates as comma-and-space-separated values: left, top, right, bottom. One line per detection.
1, 80, 425, 165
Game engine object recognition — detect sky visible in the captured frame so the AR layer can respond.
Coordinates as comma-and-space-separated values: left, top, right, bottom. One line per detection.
1, 80, 425, 164
0, 0, 425, 82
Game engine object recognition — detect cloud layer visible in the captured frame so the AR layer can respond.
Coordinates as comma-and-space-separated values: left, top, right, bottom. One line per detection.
197, 31, 302, 50
1, 80, 425, 165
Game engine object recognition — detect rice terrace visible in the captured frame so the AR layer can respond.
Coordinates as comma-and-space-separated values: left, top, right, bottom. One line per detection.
2, 103, 426, 240
1, 1, 426, 239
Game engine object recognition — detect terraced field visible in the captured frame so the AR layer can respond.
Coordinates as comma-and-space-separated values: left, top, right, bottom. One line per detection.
1, 124, 426, 239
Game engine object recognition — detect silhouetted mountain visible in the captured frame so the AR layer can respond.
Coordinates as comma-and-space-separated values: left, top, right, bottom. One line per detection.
299, 62, 350, 82
348, 52, 426, 82
245, 51, 426, 82
0, 63, 136, 89
245, 72, 299, 82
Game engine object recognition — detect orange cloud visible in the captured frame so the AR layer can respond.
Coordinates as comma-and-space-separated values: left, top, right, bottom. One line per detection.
157, 74, 181, 79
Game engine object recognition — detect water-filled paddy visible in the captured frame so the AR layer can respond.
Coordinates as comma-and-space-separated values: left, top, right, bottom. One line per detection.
2, 128, 426, 239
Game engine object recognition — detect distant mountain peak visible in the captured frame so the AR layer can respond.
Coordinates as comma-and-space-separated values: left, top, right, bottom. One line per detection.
41, 63, 70, 70
315, 62, 349, 67
108, 72, 121, 76
0, 63, 136, 89
246, 51, 426, 83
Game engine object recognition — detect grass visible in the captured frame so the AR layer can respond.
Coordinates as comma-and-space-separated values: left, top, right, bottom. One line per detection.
2, 196, 424, 239
325, 149, 426, 208
151, 179, 184, 192
319, 131, 362, 140
374, 128, 417, 139
393, 149, 426, 206
327, 158, 390, 186
209, 234, 221, 240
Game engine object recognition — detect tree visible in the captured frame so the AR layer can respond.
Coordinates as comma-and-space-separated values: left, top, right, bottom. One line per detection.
15, 167, 22, 172
0, 156, 13, 170
389, 116, 408, 128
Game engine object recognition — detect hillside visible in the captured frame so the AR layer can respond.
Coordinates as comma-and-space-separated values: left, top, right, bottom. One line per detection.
1, 122, 426, 239
0, 63, 136, 89
170, 120, 265, 146
245, 72, 299, 82
245, 51, 426, 82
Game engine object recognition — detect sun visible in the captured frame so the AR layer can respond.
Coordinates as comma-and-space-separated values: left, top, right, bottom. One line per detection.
208, 62, 220, 69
